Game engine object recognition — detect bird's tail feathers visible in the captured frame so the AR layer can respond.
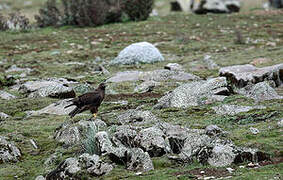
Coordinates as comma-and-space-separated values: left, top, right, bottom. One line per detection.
64, 103, 75, 109
68, 107, 80, 118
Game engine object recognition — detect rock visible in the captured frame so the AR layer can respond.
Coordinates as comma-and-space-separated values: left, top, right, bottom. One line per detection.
205, 125, 223, 136
207, 144, 236, 167
135, 127, 170, 157
236, 82, 282, 102
78, 153, 113, 176
117, 109, 159, 125
0, 112, 10, 120
19, 78, 77, 94
0, 136, 21, 163
191, 0, 241, 14
127, 148, 154, 172
107, 69, 199, 83
28, 83, 75, 98
250, 58, 272, 66
54, 120, 100, 147
27, 99, 76, 116
110, 42, 164, 65
73, 83, 94, 94
134, 81, 160, 93
249, 127, 259, 135
212, 104, 266, 115
0, 90, 16, 100
112, 125, 138, 147
234, 147, 270, 164
156, 122, 191, 154
140, 69, 199, 82
179, 134, 211, 162
277, 119, 283, 128
46, 158, 81, 179
107, 71, 142, 83
219, 64, 283, 88
5, 65, 32, 74
35, 175, 46, 180
95, 131, 115, 155
44, 152, 62, 166
203, 55, 219, 70
164, 63, 184, 71
154, 77, 229, 109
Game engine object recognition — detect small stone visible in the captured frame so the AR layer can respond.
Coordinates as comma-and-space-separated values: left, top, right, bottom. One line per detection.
226, 167, 234, 173
35, 175, 45, 180
250, 58, 272, 66
0, 112, 10, 120
0, 90, 16, 100
277, 119, 283, 128
164, 63, 184, 71
249, 127, 259, 135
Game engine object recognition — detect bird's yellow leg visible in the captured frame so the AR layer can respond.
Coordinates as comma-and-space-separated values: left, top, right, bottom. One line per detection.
93, 113, 97, 119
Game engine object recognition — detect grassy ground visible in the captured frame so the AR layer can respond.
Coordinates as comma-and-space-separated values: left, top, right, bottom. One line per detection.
0, 0, 283, 180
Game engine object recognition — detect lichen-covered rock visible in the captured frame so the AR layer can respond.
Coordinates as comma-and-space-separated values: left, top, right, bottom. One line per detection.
78, 153, 113, 176
191, 0, 241, 14
278, 119, 283, 128
46, 158, 81, 180
35, 175, 46, 180
28, 84, 75, 98
207, 144, 236, 167
112, 125, 138, 147
110, 42, 164, 65
205, 125, 223, 136
236, 82, 282, 102
0, 90, 16, 100
117, 109, 159, 125
179, 133, 211, 162
54, 120, 101, 147
212, 104, 266, 115
127, 148, 154, 172
0, 136, 21, 163
107, 69, 199, 83
154, 77, 229, 109
5, 65, 32, 74
219, 63, 283, 88
135, 127, 170, 157
27, 99, 76, 116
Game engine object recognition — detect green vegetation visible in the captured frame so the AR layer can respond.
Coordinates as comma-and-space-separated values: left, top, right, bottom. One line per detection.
0, 0, 282, 179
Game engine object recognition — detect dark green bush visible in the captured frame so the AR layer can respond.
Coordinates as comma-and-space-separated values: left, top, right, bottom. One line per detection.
35, 0, 153, 27
121, 0, 154, 21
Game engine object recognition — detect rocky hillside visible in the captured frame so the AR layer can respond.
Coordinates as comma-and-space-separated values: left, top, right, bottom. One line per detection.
0, 3, 283, 180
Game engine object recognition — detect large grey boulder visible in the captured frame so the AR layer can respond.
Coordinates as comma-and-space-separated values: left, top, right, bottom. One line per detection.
127, 148, 154, 172
212, 104, 266, 115
207, 144, 236, 167
19, 79, 76, 99
78, 153, 113, 176
0, 90, 16, 100
135, 127, 170, 157
154, 77, 229, 109
236, 82, 282, 102
112, 125, 138, 147
46, 157, 81, 179
110, 42, 164, 65
95, 131, 154, 172
54, 120, 103, 147
0, 136, 21, 163
219, 64, 283, 88
28, 84, 75, 98
190, 0, 241, 14
27, 99, 76, 116
107, 69, 199, 83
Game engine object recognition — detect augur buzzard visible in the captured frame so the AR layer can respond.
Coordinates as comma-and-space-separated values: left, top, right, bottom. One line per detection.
65, 83, 106, 118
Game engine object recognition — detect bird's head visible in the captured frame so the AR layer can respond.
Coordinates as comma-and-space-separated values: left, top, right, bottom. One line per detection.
98, 83, 106, 90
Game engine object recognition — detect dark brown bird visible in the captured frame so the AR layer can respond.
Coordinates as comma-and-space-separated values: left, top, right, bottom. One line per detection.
65, 83, 106, 118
